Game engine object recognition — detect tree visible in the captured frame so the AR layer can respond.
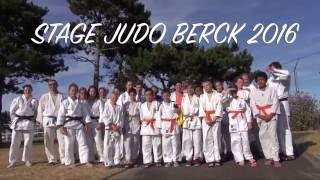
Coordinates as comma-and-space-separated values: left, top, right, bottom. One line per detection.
0, 0, 68, 113
68, 0, 153, 88
124, 42, 253, 89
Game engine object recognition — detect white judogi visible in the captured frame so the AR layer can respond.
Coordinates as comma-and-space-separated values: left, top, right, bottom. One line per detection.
140, 101, 162, 164
37, 92, 65, 164
181, 94, 202, 161
116, 91, 130, 158
237, 89, 250, 102
87, 99, 105, 162
100, 101, 123, 166
159, 101, 180, 163
9, 95, 38, 164
123, 101, 141, 163
57, 97, 91, 165
250, 86, 280, 161
217, 90, 231, 154
199, 91, 223, 163
268, 68, 294, 156
226, 97, 254, 163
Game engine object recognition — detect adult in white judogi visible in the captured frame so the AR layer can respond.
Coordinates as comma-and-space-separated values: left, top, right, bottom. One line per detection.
8, 85, 38, 168
37, 80, 65, 164
122, 89, 141, 166
57, 84, 92, 167
267, 62, 294, 160
100, 93, 123, 167
159, 92, 180, 167
199, 81, 223, 167
87, 87, 106, 163
140, 89, 162, 167
250, 71, 281, 167
225, 89, 256, 166
181, 88, 202, 166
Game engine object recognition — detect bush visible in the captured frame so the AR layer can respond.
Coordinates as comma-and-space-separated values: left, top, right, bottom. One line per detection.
290, 92, 320, 131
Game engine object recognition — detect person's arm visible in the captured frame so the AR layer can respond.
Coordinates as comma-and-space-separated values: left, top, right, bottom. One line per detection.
9, 97, 19, 121
198, 95, 205, 118
267, 89, 280, 121
36, 96, 45, 125
272, 68, 289, 80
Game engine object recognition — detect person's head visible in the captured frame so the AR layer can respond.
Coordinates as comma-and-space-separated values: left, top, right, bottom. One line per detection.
181, 80, 188, 91
79, 87, 87, 100
174, 81, 182, 93
214, 80, 224, 93
98, 87, 108, 99
186, 85, 194, 96
162, 89, 171, 102
228, 84, 238, 97
195, 85, 203, 97
234, 76, 244, 90
22, 84, 32, 97
112, 87, 121, 98
254, 71, 268, 89
240, 73, 251, 87
68, 83, 78, 98
109, 93, 118, 104
126, 80, 133, 91
203, 80, 213, 93
151, 86, 158, 96
269, 61, 282, 69
144, 88, 154, 102
88, 85, 98, 100
135, 81, 143, 93
47, 79, 58, 93
128, 88, 137, 102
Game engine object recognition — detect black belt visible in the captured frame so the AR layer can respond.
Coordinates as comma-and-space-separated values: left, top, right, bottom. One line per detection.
90, 116, 100, 121
279, 97, 288, 102
15, 114, 35, 122
64, 116, 84, 125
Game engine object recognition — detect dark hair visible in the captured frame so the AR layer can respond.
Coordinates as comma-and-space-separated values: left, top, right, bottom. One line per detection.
68, 83, 78, 91
233, 76, 243, 84
214, 79, 223, 85
162, 89, 171, 95
269, 61, 282, 69
144, 88, 154, 94
98, 87, 108, 93
254, 71, 268, 81
88, 85, 98, 99
128, 88, 137, 94
22, 84, 33, 91
48, 79, 58, 85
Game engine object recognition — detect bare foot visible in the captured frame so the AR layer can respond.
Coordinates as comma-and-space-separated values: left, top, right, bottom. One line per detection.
238, 161, 245, 166
264, 159, 273, 166
273, 161, 282, 168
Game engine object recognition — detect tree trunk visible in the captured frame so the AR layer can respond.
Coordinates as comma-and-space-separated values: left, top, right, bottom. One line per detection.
0, 78, 3, 145
93, 35, 101, 88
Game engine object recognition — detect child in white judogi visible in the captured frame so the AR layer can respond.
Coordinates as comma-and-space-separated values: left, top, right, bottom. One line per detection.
250, 71, 281, 168
199, 81, 223, 167
57, 83, 92, 167
181, 85, 202, 167
140, 88, 162, 167
123, 88, 141, 168
87, 86, 106, 163
159, 90, 180, 167
267, 62, 295, 161
225, 86, 256, 167
8, 85, 38, 168
37, 80, 65, 165
100, 93, 123, 167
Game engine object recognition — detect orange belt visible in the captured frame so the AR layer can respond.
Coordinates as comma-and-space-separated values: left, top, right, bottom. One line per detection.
143, 119, 155, 129
256, 105, 272, 116
229, 110, 244, 119
205, 110, 215, 122
162, 118, 177, 133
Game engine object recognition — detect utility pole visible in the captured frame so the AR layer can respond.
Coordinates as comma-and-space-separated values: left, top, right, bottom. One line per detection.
293, 59, 300, 94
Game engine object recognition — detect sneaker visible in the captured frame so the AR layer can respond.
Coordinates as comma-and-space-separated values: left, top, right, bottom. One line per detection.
7, 163, 15, 169
208, 163, 214, 167
173, 161, 179, 167
25, 161, 32, 167
185, 161, 192, 167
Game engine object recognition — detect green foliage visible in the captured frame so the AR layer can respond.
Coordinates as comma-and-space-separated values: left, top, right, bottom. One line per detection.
124, 42, 253, 89
290, 92, 320, 131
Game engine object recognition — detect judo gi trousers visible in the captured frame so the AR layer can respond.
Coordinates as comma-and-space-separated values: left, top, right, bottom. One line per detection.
230, 131, 253, 162
259, 119, 280, 161
202, 120, 222, 163
64, 128, 89, 165
142, 135, 162, 164
277, 100, 294, 156
162, 134, 180, 163
221, 116, 231, 154
124, 133, 140, 162
103, 130, 121, 166
87, 126, 104, 162
9, 130, 34, 164
44, 127, 65, 164
182, 129, 202, 161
